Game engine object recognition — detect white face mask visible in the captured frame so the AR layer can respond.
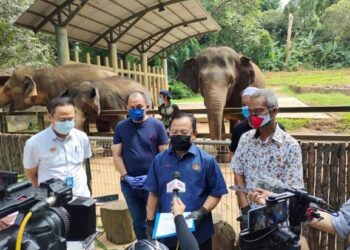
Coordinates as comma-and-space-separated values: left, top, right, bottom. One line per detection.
54, 120, 75, 135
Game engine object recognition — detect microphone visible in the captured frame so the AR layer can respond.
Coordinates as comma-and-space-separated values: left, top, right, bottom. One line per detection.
29, 196, 57, 214
257, 176, 327, 206
166, 171, 186, 197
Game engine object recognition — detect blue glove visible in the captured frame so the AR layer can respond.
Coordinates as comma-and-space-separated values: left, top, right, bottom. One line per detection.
124, 175, 139, 189
136, 175, 147, 186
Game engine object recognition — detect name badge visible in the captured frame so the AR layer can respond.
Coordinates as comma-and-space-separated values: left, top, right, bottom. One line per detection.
65, 176, 74, 188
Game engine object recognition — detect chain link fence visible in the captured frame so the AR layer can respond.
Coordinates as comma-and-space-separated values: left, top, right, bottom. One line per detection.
88, 136, 240, 232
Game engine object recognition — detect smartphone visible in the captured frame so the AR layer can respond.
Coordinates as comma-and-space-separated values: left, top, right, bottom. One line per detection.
247, 199, 288, 232
229, 185, 255, 193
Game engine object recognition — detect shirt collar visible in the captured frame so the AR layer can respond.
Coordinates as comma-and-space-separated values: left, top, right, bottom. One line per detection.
49, 126, 72, 141
169, 143, 197, 157
253, 123, 284, 145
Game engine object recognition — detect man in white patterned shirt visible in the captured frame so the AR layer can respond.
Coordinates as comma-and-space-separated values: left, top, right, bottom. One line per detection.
231, 90, 304, 222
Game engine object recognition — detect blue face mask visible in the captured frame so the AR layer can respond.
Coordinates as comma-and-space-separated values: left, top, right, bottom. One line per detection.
241, 106, 250, 119
54, 120, 75, 135
128, 108, 145, 122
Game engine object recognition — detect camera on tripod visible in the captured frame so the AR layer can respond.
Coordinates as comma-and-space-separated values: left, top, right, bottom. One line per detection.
0, 174, 96, 250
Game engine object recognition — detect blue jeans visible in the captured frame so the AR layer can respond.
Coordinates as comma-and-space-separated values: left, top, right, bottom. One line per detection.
121, 180, 149, 240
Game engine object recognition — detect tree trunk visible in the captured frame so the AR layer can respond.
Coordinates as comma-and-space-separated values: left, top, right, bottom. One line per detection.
285, 13, 294, 65
100, 200, 135, 244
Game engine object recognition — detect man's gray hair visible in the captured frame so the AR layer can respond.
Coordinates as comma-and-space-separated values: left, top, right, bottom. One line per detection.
251, 89, 278, 108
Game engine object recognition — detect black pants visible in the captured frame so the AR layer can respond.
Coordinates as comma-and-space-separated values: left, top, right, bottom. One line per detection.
199, 237, 212, 250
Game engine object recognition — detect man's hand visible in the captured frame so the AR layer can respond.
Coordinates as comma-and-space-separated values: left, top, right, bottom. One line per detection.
124, 175, 141, 189
237, 205, 251, 229
172, 196, 185, 217
136, 175, 147, 187
247, 188, 271, 205
185, 207, 209, 226
146, 219, 155, 239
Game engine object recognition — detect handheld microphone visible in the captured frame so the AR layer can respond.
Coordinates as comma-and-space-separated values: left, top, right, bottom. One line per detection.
166, 171, 186, 197
257, 176, 327, 206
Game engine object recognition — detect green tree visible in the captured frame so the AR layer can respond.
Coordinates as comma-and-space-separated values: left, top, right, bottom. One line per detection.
320, 0, 350, 41
260, 0, 281, 11
0, 0, 56, 67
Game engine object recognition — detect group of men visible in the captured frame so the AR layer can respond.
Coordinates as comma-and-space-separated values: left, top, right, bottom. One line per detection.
21, 86, 350, 249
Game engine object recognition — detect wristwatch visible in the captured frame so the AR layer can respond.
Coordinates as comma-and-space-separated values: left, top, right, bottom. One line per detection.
120, 174, 127, 181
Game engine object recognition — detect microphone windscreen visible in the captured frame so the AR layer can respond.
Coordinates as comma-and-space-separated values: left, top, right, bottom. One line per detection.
172, 171, 181, 180
257, 176, 289, 193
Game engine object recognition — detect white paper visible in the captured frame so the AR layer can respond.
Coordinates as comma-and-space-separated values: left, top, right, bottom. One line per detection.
153, 212, 195, 239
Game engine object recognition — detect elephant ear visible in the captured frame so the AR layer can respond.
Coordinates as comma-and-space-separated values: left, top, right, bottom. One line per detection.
237, 56, 256, 92
177, 58, 199, 93
23, 76, 38, 105
84, 87, 101, 116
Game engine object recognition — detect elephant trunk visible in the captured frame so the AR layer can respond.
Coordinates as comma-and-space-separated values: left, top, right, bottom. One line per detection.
204, 90, 227, 140
75, 109, 86, 131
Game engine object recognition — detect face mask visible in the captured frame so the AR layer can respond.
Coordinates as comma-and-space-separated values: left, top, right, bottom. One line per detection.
250, 113, 271, 129
54, 120, 75, 135
159, 98, 164, 105
241, 106, 249, 119
128, 108, 144, 122
170, 135, 192, 151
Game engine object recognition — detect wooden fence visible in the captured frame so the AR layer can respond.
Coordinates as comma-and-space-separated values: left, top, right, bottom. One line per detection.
0, 133, 349, 249
69, 49, 168, 103
301, 142, 350, 250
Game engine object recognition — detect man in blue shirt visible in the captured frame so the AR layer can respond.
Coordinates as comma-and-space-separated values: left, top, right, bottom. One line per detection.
144, 113, 228, 250
112, 91, 169, 240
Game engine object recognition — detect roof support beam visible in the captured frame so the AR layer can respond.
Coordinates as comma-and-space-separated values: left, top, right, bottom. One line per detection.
89, 0, 187, 47
125, 17, 207, 55
150, 31, 216, 60
34, 0, 90, 32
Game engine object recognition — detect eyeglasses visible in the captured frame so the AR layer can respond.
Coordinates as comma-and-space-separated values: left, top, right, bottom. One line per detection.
249, 107, 274, 116
169, 129, 193, 136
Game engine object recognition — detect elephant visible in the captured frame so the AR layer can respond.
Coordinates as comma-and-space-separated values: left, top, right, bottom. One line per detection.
59, 75, 152, 132
177, 46, 266, 140
0, 64, 116, 111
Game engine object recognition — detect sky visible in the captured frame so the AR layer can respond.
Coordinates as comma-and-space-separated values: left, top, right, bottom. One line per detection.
281, 0, 290, 7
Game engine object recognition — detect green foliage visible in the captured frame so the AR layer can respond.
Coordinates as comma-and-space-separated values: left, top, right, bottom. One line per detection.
169, 80, 197, 99
319, 0, 350, 41
0, 0, 56, 67
260, 0, 281, 11
276, 118, 310, 131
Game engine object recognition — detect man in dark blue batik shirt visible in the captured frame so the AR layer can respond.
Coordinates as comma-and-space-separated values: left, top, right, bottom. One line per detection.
144, 113, 228, 250
112, 91, 168, 240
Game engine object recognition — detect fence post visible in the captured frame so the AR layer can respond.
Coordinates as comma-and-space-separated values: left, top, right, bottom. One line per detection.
85, 158, 93, 194
96, 56, 101, 66
0, 114, 8, 133
138, 64, 143, 85
119, 59, 124, 76
74, 48, 79, 62
37, 113, 45, 131
86, 53, 91, 64
104, 56, 109, 67
126, 61, 131, 78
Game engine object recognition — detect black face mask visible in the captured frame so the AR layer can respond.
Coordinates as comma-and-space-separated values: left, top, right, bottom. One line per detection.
170, 135, 192, 151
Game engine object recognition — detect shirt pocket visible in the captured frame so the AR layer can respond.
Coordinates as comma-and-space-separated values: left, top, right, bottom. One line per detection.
71, 146, 84, 165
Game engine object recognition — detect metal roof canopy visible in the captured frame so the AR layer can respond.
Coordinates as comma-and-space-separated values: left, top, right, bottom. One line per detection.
15, 0, 220, 59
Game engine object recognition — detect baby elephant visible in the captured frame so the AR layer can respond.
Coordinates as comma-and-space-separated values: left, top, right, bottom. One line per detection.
60, 75, 152, 132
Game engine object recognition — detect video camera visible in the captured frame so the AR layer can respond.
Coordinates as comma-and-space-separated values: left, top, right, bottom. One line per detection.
0, 177, 96, 250
239, 190, 335, 250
